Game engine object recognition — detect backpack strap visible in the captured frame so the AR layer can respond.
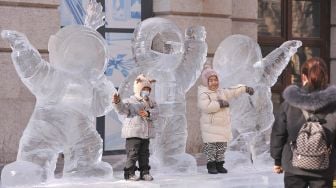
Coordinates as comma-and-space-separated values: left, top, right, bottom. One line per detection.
301, 110, 310, 121
301, 109, 327, 124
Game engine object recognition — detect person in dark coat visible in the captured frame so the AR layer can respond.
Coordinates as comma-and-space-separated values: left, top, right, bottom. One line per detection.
270, 57, 336, 188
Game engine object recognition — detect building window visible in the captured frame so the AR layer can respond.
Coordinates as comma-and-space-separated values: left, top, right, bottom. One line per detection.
258, 0, 330, 99
258, 0, 330, 112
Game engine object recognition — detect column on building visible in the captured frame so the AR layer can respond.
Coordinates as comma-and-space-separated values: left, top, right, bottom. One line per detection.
0, 0, 60, 165
153, 0, 258, 153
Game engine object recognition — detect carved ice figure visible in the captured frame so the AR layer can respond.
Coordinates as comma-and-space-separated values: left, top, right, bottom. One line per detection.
118, 17, 208, 173
212, 35, 301, 168
1, 1, 115, 187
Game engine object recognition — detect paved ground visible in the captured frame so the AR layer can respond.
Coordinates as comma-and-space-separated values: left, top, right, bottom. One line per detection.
53, 153, 207, 177
1, 154, 285, 188
36, 166, 284, 188
0, 153, 207, 180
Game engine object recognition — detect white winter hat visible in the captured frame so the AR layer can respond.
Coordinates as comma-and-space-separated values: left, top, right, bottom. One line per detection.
201, 66, 218, 86
133, 74, 156, 97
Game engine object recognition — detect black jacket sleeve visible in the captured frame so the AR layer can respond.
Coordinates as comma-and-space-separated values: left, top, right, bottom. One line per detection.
270, 102, 289, 166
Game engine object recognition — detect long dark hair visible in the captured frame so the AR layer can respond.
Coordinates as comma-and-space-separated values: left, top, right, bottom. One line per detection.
301, 57, 329, 90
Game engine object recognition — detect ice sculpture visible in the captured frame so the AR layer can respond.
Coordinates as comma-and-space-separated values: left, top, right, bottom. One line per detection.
118, 17, 208, 173
0, 1, 115, 187
213, 35, 301, 168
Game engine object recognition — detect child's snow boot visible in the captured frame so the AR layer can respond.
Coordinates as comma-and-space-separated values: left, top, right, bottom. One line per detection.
216, 161, 228, 173
207, 161, 218, 174
124, 167, 140, 181
139, 166, 153, 181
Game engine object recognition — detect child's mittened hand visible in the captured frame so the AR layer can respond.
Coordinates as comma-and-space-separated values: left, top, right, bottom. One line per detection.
246, 87, 254, 95
113, 93, 120, 104
218, 100, 229, 108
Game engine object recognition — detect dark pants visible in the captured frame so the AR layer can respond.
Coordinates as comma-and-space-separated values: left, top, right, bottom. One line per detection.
284, 172, 333, 188
125, 138, 150, 174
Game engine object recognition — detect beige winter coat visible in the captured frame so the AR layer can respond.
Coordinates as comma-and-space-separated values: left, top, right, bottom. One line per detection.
198, 85, 247, 143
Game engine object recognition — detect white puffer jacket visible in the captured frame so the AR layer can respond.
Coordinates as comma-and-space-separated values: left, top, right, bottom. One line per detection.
198, 85, 246, 143
113, 95, 158, 139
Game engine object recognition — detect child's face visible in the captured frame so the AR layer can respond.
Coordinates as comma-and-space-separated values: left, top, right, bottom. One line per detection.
140, 87, 151, 98
208, 76, 219, 91
142, 87, 151, 93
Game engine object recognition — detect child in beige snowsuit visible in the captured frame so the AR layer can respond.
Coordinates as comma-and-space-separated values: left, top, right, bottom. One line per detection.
198, 67, 254, 174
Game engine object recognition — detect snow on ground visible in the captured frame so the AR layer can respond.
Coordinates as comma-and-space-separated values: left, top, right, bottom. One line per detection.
33, 166, 284, 188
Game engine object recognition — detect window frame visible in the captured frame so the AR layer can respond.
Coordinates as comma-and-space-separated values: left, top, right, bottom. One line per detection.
258, 0, 331, 93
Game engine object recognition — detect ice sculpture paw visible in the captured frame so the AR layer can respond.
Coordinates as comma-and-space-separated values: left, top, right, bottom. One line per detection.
280, 40, 302, 51
84, 0, 105, 30
1, 30, 29, 50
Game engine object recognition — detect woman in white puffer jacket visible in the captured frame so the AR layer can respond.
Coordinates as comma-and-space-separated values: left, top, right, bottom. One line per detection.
198, 67, 254, 174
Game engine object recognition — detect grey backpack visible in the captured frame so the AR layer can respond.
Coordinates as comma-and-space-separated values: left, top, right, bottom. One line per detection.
291, 110, 332, 170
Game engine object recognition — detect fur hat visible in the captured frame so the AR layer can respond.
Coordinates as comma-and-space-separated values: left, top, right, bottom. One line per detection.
134, 74, 156, 98
201, 66, 218, 86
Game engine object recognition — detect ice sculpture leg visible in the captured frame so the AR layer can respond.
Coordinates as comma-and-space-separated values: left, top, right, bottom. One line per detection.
1, 119, 62, 187
225, 133, 253, 169
62, 119, 112, 178
152, 115, 197, 173
18, 121, 63, 180
249, 129, 273, 166
1, 161, 45, 187
248, 89, 274, 165
18, 141, 59, 180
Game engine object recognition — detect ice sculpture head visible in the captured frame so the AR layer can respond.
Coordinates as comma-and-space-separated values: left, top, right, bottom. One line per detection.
132, 17, 184, 70
48, 25, 108, 82
133, 74, 155, 99
213, 35, 262, 86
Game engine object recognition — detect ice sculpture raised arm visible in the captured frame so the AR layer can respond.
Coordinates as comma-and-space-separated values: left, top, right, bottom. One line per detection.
254, 40, 302, 87
93, 76, 116, 117
213, 35, 301, 169
84, 0, 105, 30
176, 26, 208, 92
1, 30, 57, 95
1, 30, 41, 77
118, 17, 208, 173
